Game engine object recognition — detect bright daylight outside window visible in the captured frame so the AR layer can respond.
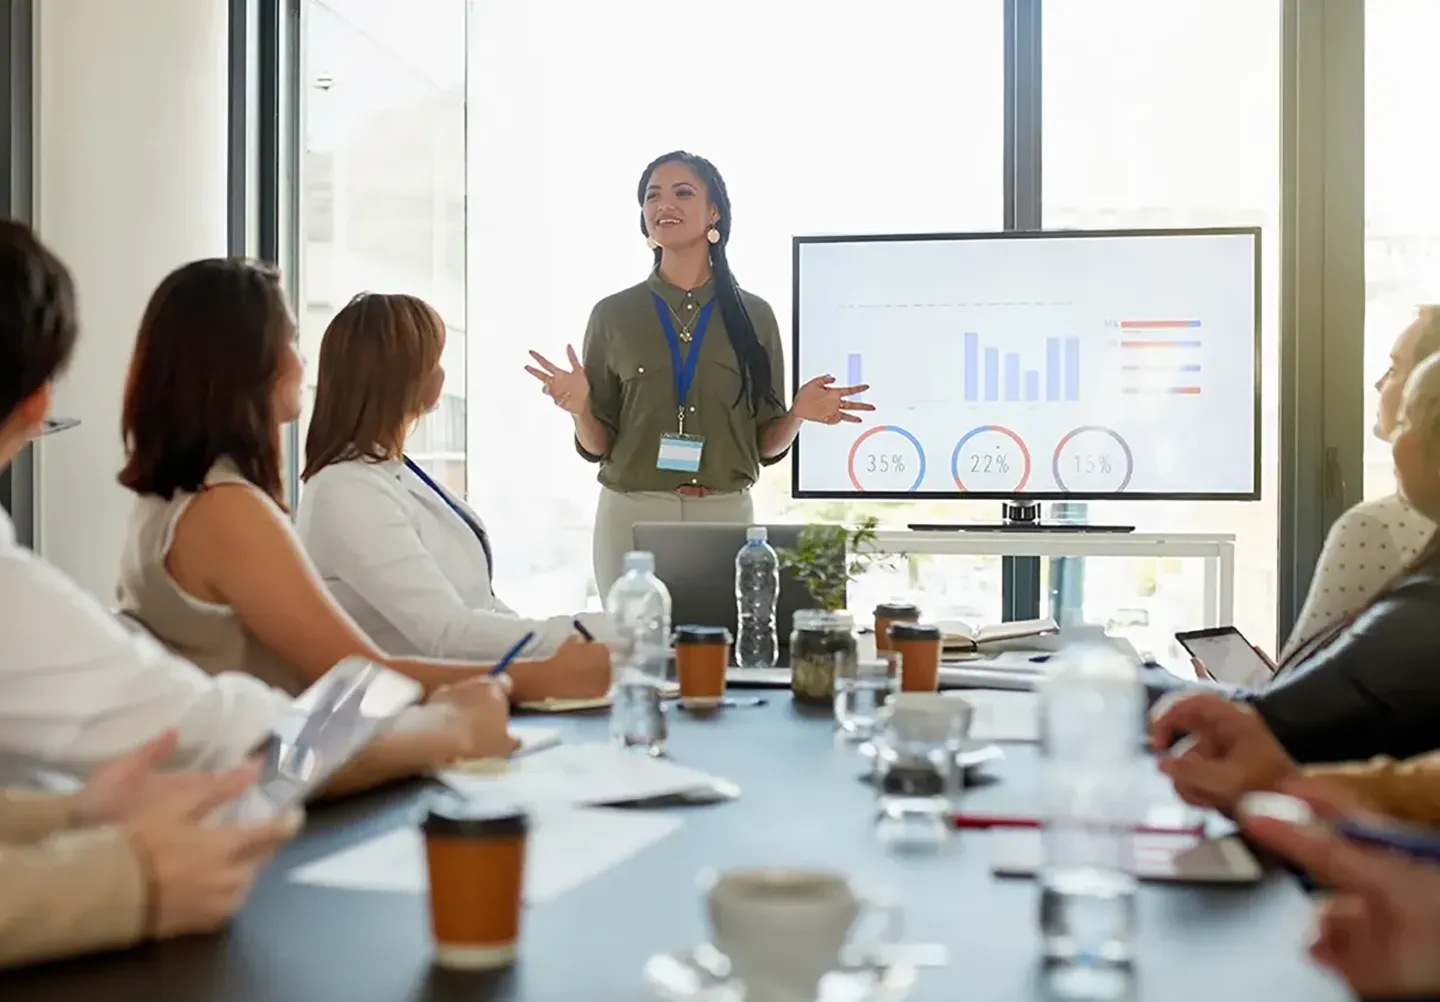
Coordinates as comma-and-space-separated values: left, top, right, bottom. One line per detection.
466, 1, 1003, 614
1043, 0, 1280, 655
1364, 0, 1440, 500
301, 0, 1285, 647
300, 0, 468, 498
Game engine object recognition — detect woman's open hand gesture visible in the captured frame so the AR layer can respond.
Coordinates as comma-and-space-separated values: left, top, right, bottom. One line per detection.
525, 346, 590, 416
791, 375, 874, 426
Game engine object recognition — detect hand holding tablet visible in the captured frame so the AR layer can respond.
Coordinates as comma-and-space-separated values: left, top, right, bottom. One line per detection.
232, 658, 424, 821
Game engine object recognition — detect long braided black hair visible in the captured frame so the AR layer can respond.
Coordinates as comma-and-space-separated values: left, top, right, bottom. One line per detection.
637, 151, 780, 415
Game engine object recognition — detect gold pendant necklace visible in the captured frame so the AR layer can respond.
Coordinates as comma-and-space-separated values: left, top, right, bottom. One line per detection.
667, 303, 697, 343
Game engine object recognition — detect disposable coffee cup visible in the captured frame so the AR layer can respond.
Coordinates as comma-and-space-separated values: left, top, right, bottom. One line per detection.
874, 602, 920, 654
887, 622, 943, 692
675, 625, 731, 709
423, 798, 528, 970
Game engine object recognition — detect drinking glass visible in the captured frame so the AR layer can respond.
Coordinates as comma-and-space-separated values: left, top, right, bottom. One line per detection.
833, 658, 896, 740
871, 700, 965, 848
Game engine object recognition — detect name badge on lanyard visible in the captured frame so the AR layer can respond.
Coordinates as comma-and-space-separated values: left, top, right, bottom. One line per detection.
653, 294, 716, 473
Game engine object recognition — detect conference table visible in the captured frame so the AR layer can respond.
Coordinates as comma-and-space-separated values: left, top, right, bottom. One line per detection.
2, 698, 1346, 1002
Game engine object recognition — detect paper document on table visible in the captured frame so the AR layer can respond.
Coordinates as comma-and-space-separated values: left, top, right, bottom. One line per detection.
441, 743, 730, 808
289, 806, 682, 903
510, 725, 562, 756
979, 650, 1054, 672
938, 665, 1039, 692
952, 689, 1042, 743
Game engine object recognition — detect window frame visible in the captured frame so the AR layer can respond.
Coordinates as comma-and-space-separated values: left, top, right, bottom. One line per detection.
0, 0, 34, 547
250, 0, 1368, 640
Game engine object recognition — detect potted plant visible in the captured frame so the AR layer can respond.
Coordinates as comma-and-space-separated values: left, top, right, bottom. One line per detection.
777, 515, 886, 703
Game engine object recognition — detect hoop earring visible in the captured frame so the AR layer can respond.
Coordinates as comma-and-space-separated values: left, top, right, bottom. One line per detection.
646, 236, 660, 250
706, 227, 720, 245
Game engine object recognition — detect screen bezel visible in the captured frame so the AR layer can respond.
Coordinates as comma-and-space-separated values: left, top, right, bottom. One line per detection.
789, 226, 1263, 502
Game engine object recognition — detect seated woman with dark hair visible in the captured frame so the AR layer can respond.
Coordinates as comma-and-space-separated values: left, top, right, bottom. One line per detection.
114, 258, 608, 710
1149, 349, 1440, 766
295, 292, 611, 696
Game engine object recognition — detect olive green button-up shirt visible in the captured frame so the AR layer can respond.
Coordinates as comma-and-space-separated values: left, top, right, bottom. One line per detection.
576, 271, 790, 493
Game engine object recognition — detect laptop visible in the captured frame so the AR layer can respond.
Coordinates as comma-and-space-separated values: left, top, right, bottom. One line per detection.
630, 522, 818, 669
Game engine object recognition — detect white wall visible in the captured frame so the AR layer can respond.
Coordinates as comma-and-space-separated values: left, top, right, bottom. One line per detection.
32, 0, 228, 597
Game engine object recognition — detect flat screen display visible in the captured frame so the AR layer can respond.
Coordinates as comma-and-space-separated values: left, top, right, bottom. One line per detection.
790, 228, 1261, 500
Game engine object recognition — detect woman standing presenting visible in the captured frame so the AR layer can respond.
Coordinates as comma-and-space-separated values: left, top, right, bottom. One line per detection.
526, 151, 871, 592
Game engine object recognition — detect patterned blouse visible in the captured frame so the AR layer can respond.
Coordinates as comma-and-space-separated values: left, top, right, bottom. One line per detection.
1280, 493, 1436, 665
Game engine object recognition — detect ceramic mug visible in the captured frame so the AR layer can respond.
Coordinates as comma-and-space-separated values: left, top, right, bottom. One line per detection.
703, 867, 902, 1001
884, 692, 975, 747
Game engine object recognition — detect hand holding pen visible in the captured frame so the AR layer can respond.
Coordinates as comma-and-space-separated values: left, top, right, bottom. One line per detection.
1239, 782, 1440, 999
516, 626, 609, 701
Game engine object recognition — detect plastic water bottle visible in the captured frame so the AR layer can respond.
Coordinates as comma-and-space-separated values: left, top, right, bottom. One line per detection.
605, 551, 672, 755
1038, 644, 1144, 971
735, 527, 779, 669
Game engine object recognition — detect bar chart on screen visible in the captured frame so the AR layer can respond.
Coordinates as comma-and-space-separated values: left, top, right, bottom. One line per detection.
1112, 319, 1205, 396
961, 331, 1081, 403
792, 230, 1259, 497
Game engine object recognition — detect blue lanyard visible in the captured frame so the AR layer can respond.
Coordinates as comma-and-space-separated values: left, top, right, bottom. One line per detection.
651, 294, 717, 423
403, 456, 495, 590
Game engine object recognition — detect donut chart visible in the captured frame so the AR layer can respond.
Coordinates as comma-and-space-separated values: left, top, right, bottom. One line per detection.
950, 425, 1032, 492
846, 425, 927, 493
1052, 425, 1135, 492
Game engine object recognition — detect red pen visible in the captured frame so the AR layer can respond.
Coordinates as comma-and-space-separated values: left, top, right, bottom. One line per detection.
950, 813, 1204, 836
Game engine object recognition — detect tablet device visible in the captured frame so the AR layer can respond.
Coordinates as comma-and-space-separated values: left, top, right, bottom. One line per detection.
1174, 626, 1275, 687
233, 658, 423, 821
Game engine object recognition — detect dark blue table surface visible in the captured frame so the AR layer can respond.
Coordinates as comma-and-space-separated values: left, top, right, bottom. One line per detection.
0, 699, 1347, 1002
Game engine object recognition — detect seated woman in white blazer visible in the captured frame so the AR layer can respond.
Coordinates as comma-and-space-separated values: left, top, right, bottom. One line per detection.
296, 292, 613, 680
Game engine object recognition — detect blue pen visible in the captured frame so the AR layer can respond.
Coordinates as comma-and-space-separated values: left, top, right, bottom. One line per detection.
572, 618, 595, 642
1335, 818, 1440, 863
489, 632, 536, 677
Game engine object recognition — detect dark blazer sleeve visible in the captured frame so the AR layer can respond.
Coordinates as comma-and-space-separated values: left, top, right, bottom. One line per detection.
1249, 577, 1440, 764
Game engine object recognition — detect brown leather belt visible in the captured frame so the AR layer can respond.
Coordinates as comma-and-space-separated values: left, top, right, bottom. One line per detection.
675, 485, 716, 497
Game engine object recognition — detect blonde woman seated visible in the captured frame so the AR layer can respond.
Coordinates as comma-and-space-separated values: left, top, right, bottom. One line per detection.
115, 259, 609, 710
1148, 350, 1440, 765
295, 292, 613, 676
1275, 306, 1440, 667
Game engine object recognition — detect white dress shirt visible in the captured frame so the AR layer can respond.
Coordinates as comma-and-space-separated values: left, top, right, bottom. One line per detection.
0, 509, 288, 785
297, 457, 611, 661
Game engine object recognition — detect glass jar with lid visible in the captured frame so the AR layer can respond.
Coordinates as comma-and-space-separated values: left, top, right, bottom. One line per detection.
789, 609, 858, 703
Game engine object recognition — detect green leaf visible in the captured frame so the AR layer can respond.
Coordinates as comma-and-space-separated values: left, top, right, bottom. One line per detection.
775, 515, 891, 611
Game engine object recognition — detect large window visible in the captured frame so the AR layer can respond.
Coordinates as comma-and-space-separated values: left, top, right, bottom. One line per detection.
301, 0, 467, 494
289, 1, 1375, 647
467, 1, 1004, 613
1364, 0, 1440, 500
1042, 0, 1282, 653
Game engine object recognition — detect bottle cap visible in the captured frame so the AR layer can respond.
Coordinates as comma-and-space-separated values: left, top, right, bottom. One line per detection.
623, 551, 656, 574
674, 624, 732, 645
422, 796, 528, 839
886, 621, 943, 642
874, 602, 921, 619
746, 526, 768, 543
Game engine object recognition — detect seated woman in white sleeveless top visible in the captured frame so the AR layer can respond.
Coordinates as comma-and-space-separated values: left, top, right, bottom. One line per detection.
1275, 306, 1440, 669
295, 292, 613, 671
114, 258, 608, 718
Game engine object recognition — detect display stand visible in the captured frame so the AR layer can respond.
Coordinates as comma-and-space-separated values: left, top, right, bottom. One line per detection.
867, 528, 1237, 627
907, 499, 1134, 534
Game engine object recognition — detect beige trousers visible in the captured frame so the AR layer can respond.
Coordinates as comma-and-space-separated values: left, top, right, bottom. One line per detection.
593, 487, 754, 597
